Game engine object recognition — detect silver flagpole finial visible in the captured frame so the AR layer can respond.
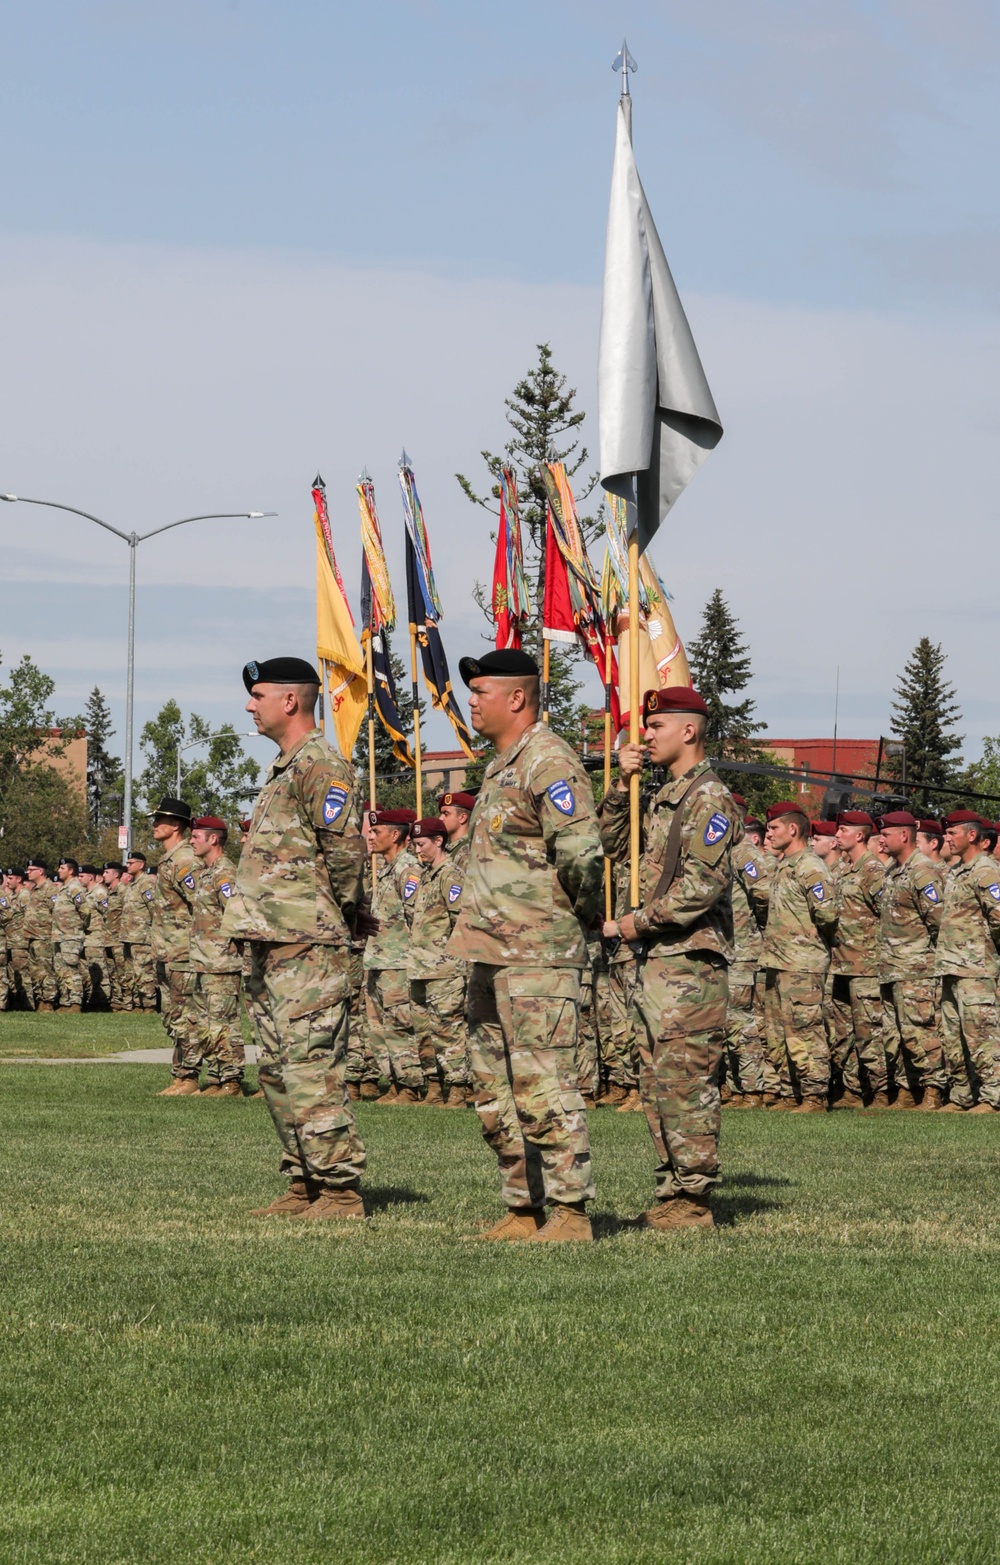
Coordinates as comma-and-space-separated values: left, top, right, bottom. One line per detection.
612, 38, 637, 97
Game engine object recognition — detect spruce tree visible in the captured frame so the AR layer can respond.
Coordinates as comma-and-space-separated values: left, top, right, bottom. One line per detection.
84, 686, 123, 832
688, 589, 760, 744
889, 638, 963, 807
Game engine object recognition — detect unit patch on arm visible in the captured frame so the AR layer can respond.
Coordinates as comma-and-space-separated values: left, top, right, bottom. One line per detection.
546, 780, 576, 816
704, 812, 730, 846
403, 876, 419, 901
322, 784, 348, 825
811, 883, 825, 902
923, 885, 939, 903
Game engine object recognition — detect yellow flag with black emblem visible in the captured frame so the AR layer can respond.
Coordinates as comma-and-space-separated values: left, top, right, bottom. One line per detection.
313, 475, 367, 762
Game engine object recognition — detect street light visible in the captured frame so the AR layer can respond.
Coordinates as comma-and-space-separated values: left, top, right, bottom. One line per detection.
176, 729, 260, 799
0, 493, 276, 858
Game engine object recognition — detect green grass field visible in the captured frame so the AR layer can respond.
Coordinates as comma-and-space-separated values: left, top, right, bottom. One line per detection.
3, 1022, 1000, 1564
0, 1009, 166, 1058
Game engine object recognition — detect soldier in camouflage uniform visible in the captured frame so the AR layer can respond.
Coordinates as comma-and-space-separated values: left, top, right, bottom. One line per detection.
2, 869, 33, 1008
121, 853, 158, 1011
221, 656, 367, 1220
364, 807, 423, 1102
149, 799, 202, 1094
408, 816, 470, 1107
344, 830, 380, 1101
602, 686, 740, 1232
79, 865, 111, 1009
23, 859, 57, 1009
828, 811, 888, 1109
102, 863, 125, 1010
934, 810, 1000, 1113
189, 816, 245, 1096
450, 649, 603, 1243
916, 819, 944, 864
0, 879, 11, 1009
759, 803, 839, 1109
51, 857, 89, 1012
878, 810, 948, 1111
602, 857, 643, 1112
725, 794, 773, 1106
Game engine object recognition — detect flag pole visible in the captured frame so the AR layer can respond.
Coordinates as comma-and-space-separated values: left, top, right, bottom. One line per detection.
319, 659, 326, 734
542, 636, 551, 725
365, 638, 377, 809
604, 635, 614, 919
628, 525, 641, 906
409, 623, 423, 815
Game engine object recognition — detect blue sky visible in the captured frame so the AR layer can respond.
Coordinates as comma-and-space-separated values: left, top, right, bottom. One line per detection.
1, 0, 998, 782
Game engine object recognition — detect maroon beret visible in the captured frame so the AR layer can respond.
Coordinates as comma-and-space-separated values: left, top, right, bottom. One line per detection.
191, 816, 227, 831
744, 817, 764, 832
917, 819, 943, 837
767, 801, 806, 822
369, 808, 417, 827
837, 811, 874, 827
731, 793, 747, 810
810, 820, 838, 837
411, 817, 447, 841
943, 809, 983, 827
642, 685, 709, 721
879, 810, 918, 828
438, 791, 476, 811
240, 819, 252, 832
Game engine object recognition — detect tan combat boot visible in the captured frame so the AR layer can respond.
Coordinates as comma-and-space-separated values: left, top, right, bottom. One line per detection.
938, 1100, 968, 1113
394, 1086, 422, 1105
444, 1085, 469, 1108
378, 1085, 400, 1105
36, 1001, 54, 1012
617, 1088, 642, 1112
250, 1180, 316, 1218
639, 1195, 714, 1232
64, 1003, 81, 1013
359, 1081, 382, 1099
157, 1078, 199, 1097
919, 1086, 946, 1112
866, 1090, 891, 1110
967, 1102, 1000, 1115
213, 1081, 242, 1098
888, 1087, 919, 1110
478, 1207, 546, 1241
769, 1095, 798, 1110
600, 1083, 628, 1108
302, 1187, 366, 1221
346, 1082, 361, 1102
789, 1096, 827, 1114
742, 1093, 766, 1108
526, 1203, 593, 1243
719, 1082, 733, 1104
422, 1079, 446, 1107
833, 1090, 865, 1110
581, 1091, 597, 1110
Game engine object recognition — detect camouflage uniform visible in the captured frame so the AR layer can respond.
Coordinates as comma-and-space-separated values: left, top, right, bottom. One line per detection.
601, 761, 739, 1200
83, 882, 112, 1009
934, 853, 1000, 1108
344, 857, 378, 1089
576, 935, 602, 1097
450, 722, 603, 1210
408, 851, 469, 1092
150, 841, 200, 1078
121, 876, 157, 1010
8, 886, 34, 1008
0, 892, 10, 1008
51, 875, 88, 1008
758, 848, 839, 1100
103, 882, 125, 1009
363, 845, 423, 1092
23, 879, 57, 1007
604, 860, 640, 1093
728, 841, 774, 1095
221, 727, 366, 1192
828, 850, 887, 1099
190, 856, 244, 1086
879, 850, 947, 1095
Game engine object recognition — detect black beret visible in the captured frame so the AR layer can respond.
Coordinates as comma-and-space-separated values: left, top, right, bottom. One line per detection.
151, 797, 192, 823
459, 649, 539, 686
79, 864, 100, 876
8, 867, 25, 878
103, 861, 121, 872
26, 857, 49, 871
243, 657, 321, 692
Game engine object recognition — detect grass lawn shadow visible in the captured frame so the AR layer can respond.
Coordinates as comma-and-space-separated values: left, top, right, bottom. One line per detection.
363, 1184, 431, 1212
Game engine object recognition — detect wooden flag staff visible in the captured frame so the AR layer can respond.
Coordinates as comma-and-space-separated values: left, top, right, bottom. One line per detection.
604, 636, 614, 920
628, 528, 641, 906
409, 624, 423, 816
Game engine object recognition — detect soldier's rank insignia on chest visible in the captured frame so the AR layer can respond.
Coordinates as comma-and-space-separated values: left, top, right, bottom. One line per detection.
496, 767, 517, 786
322, 784, 348, 824
704, 811, 729, 845
547, 779, 575, 815
448, 883, 462, 904
490, 812, 503, 832
403, 876, 419, 900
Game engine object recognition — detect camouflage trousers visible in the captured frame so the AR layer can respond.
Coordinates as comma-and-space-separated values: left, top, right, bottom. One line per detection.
763, 968, 831, 1100
467, 963, 594, 1210
8, 942, 34, 1008
124, 943, 157, 1010
83, 942, 111, 1009
724, 965, 769, 1094
106, 945, 125, 1008
53, 941, 85, 1008
28, 938, 57, 1006
939, 974, 1000, 1109
410, 973, 469, 1087
344, 949, 380, 1085
576, 963, 599, 1095
880, 979, 947, 1094
158, 964, 203, 1078
635, 951, 728, 1200
192, 971, 246, 1083
0, 947, 7, 1008
829, 975, 887, 1096
247, 941, 366, 1191
606, 956, 640, 1089
365, 967, 422, 1090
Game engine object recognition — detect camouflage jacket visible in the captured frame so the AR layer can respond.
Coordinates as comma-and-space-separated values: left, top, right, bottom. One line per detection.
599, 760, 741, 962
189, 855, 241, 974
759, 847, 839, 972
732, 840, 770, 971
446, 834, 470, 874
103, 885, 123, 941
84, 883, 110, 947
11, 887, 31, 946
151, 840, 199, 968
879, 850, 944, 982
407, 853, 465, 981
607, 857, 634, 968
934, 852, 1000, 979
364, 848, 420, 971
51, 877, 89, 942
121, 877, 155, 943
221, 728, 364, 947
21, 880, 54, 940
449, 722, 603, 968
0, 892, 11, 948
829, 849, 884, 978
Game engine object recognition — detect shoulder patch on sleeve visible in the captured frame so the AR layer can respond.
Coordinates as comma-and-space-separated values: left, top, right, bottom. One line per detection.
811, 883, 825, 902
742, 860, 758, 880
923, 884, 940, 903
704, 811, 730, 846
182, 872, 196, 891
143, 888, 153, 901
322, 783, 348, 825
546, 779, 576, 816
403, 875, 419, 901
219, 881, 233, 898
448, 882, 462, 904
989, 884, 1000, 902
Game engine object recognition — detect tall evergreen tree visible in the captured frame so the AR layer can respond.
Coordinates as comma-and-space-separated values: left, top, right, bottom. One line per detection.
84, 686, 123, 831
456, 342, 596, 745
688, 589, 761, 744
889, 638, 963, 807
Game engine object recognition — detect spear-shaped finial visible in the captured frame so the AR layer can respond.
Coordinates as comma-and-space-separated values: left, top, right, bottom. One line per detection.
313, 472, 324, 490
399, 448, 411, 472
359, 466, 372, 484
612, 37, 636, 98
